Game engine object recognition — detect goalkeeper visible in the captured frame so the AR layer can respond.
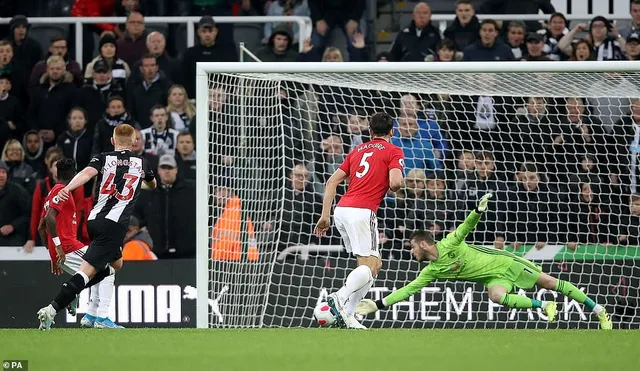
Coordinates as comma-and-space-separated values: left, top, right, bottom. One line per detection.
356, 193, 613, 330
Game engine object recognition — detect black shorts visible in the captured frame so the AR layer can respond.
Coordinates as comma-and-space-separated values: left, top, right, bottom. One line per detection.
84, 219, 127, 270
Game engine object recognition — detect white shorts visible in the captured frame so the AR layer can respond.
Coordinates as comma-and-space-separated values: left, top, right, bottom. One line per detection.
334, 206, 380, 258
61, 246, 89, 275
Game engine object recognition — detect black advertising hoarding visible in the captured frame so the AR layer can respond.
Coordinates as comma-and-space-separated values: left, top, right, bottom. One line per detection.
0, 259, 637, 329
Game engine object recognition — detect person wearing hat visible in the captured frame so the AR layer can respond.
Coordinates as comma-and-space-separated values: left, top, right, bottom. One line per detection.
75, 57, 126, 130
121, 215, 157, 261
521, 32, 550, 61
255, 23, 300, 63
625, 32, 640, 60
181, 15, 237, 98
84, 33, 131, 86
558, 16, 625, 61
8, 15, 42, 74
133, 153, 196, 258
0, 160, 31, 246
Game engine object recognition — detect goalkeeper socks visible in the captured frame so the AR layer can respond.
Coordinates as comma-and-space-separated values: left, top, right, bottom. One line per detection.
51, 272, 89, 312
499, 293, 545, 309
337, 265, 372, 304
345, 278, 374, 316
555, 280, 603, 313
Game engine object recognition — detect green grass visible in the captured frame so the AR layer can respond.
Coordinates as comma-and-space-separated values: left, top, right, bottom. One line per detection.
1, 329, 638, 371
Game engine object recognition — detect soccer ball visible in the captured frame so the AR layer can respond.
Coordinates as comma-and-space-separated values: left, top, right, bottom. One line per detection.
313, 302, 337, 327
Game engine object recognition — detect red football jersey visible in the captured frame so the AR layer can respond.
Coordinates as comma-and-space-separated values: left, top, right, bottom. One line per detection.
337, 138, 405, 213
41, 183, 85, 263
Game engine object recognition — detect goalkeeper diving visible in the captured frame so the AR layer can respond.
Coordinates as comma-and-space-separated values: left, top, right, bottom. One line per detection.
356, 193, 613, 330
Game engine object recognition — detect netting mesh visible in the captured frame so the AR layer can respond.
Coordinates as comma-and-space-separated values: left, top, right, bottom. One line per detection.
205, 70, 640, 329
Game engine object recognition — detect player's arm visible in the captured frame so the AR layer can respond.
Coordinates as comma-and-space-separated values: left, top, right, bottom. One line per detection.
320, 169, 347, 218
43, 207, 65, 264
141, 158, 157, 190
65, 166, 99, 193
445, 193, 493, 245
142, 177, 156, 190
356, 266, 435, 315
36, 217, 47, 249
388, 148, 405, 192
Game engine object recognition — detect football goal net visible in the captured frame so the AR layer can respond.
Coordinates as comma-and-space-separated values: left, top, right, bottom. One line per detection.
195, 61, 640, 329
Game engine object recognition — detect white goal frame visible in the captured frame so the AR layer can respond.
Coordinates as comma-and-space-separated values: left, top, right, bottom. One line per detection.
195, 60, 640, 329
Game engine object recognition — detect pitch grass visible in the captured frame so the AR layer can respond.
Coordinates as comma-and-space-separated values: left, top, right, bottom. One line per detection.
1, 329, 638, 371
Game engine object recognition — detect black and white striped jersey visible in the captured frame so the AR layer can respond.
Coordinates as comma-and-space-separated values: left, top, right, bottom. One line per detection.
88, 150, 155, 227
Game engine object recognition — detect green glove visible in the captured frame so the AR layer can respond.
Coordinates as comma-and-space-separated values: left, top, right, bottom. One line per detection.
477, 193, 493, 213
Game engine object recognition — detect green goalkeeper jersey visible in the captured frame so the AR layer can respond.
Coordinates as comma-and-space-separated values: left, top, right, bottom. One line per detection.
385, 210, 518, 306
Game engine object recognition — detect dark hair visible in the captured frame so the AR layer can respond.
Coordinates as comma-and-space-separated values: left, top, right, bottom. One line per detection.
68, 106, 88, 121
631, 194, 640, 203
369, 112, 394, 136
633, 0, 640, 7
177, 131, 194, 141
141, 53, 157, 63
475, 151, 494, 162
519, 162, 538, 173
438, 39, 457, 52
410, 230, 435, 245
55, 158, 77, 181
548, 12, 568, 26
480, 19, 499, 31
149, 104, 167, 115
107, 95, 125, 106
570, 39, 595, 61
507, 21, 526, 31
50, 34, 66, 44
455, 0, 473, 7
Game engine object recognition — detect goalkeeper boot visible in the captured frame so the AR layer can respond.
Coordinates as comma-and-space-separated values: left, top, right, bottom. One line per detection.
67, 295, 79, 316
543, 301, 557, 323
597, 311, 613, 330
37, 305, 56, 331
344, 315, 367, 330
80, 314, 96, 328
326, 293, 347, 328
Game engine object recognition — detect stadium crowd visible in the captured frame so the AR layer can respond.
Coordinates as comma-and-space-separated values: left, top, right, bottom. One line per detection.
0, 0, 639, 261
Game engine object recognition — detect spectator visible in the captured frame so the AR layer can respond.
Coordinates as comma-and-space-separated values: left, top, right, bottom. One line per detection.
256, 24, 305, 62
505, 21, 527, 60
390, 2, 441, 61
559, 17, 625, 61
611, 98, 640, 194
0, 40, 28, 110
22, 130, 46, 178
479, 0, 555, 33
121, 215, 157, 260
462, 19, 514, 61
444, 0, 480, 51
587, 73, 639, 131
75, 59, 126, 132
116, 12, 147, 67
134, 154, 196, 258
616, 194, 640, 246
7, 15, 42, 76
570, 39, 595, 61
566, 182, 615, 247
0, 160, 31, 246
425, 39, 462, 61
264, 0, 310, 44
448, 150, 475, 200
115, 0, 142, 34
505, 163, 559, 250
92, 96, 136, 155
340, 107, 370, 152
1, 139, 35, 193
167, 85, 195, 132
132, 127, 158, 170
181, 16, 237, 98
126, 54, 171, 128
29, 35, 83, 88
542, 12, 570, 61
24, 147, 86, 249
391, 111, 441, 173
27, 55, 78, 146
175, 132, 196, 181
308, 0, 365, 57
84, 34, 130, 86
422, 173, 460, 240
314, 134, 345, 184
521, 32, 550, 61
620, 0, 640, 39
130, 32, 181, 84
625, 32, 640, 60
375, 51, 393, 62
319, 37, 367, 62
509, 97, 553, 169
56, 108, 93, 171
70, 0, 120, 65
0, 74, 23, 148
140, 105, 179, 156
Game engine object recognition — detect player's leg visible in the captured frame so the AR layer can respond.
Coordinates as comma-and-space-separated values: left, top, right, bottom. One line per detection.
82, 286, 100, 328
535, 272, 612, 329
93, 273, 124, 329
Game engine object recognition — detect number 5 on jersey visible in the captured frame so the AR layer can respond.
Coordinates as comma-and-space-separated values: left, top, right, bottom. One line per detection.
355, 152, 374, 178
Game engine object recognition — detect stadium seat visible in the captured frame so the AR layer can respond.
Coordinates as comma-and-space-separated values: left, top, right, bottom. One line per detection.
146, 23, 170, 39
233, 24, 263, 53
28, 24, 69, 51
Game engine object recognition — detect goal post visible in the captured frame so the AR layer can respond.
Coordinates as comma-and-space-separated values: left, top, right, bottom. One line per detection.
196, 61, 640, 329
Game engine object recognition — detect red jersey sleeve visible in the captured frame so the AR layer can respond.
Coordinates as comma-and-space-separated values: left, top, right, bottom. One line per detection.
47, 192, 68, 213
338, 152, 352, 175
388, 146, 405, 171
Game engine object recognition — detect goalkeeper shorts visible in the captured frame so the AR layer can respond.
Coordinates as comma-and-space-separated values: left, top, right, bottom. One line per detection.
485, 258, 542, 293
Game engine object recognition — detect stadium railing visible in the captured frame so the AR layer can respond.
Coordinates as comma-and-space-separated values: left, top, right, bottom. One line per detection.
0, 16, 313, 66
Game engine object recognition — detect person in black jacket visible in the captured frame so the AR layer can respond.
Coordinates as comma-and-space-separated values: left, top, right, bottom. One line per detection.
444, 0, 481, 51
308, 0, 366, 56
129, 32, 182, 85
22, 130, 46, 178
390, 2, 441, 61
134, 154, 196, 259
7, 15, 42, 75
180, 16, 237, 98
0, 160, 31, 246
175, 132, 196, 181
74, 59, 126, 134
479, 0, 555, 33
0, 40, 28, 112
27, 55, 77, 146
0, 73, 23, 149
56, 108, 93, 171
92, 96, 137, 155
463, 19, 515, 61
126, 54, 171, 129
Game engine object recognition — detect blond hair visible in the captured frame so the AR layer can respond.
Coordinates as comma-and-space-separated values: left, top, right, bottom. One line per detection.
322, 47, 343, 62
1, 139, 24, 162
167, 85, 196, 119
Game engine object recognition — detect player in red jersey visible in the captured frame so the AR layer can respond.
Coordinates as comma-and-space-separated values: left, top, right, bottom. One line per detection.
314, 112, 404, 329
37, 158, 122, 329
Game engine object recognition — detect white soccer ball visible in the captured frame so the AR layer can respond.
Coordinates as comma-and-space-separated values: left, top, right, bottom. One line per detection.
313, 302, 337, 327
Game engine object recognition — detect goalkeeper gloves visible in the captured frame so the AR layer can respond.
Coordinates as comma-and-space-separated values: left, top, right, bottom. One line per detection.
476, 193, 493, 213
355, 299, 386, 316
